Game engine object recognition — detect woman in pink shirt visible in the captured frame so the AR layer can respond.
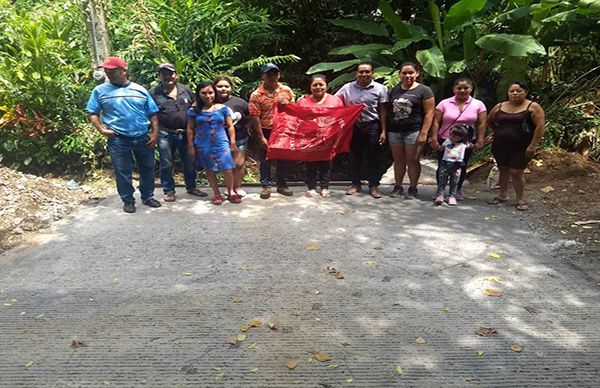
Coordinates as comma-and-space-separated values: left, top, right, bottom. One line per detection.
296, 74, 343, 197
430, 77, 487, 200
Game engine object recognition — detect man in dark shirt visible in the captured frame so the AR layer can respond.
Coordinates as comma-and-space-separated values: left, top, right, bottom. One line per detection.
149, 63, 206, 202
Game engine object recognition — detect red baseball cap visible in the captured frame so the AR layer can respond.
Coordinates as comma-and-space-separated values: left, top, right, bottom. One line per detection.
101, 56, 127, 70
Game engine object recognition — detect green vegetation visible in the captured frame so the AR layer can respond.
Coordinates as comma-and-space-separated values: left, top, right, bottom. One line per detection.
0, 0, 599, 174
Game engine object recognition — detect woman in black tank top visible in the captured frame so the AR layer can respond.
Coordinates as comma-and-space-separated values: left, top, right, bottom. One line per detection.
486, 82, 545, 211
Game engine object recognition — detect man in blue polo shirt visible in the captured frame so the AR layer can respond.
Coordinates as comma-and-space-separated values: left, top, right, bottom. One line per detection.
86, 56, 161, 213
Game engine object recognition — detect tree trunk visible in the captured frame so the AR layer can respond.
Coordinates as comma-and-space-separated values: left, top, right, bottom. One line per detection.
83, 0, 110, 68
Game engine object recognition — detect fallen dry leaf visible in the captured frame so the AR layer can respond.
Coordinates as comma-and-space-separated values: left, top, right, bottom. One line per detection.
251, 367, 259, 373
415, 337, 427, 344
237, 334, 247, 342
25, 361, 34, 368
476, 350, 484, 357
347, 378, 353, 383
484, 276, 503, 283
286, 361, 298, 370
482, 288, 504, 297
540, 186, 555, 193
240, 319, 262, 332
396, 366, 403, 375
488, 252, 501, 260
248, 342, 257, 349
564, 211, 579, 216
268, 321, 279, 330
181, 272, 193, 276
364, 260, 376, 267
307, 244, 320, 251
373, 246, 383, 250
523, 306, 541, 314
511, 344, 524, 352
326, 266, 344, 279
70, 340, 87, 348
442, 306, 449, 312
475, 327, 497, 337
327, 364, 339, 369
314, 351, 332, 362
225, 335, 238, 345
215, 372, 224, 380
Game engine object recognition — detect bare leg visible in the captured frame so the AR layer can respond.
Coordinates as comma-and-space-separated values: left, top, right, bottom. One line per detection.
497, 166, 510, 200
510, 168, 526, 204
405, 145, 420, 187
390, 144, 407, 187
233, 150, 246, 191
205, 171, 220, 197
223, 169, 235, 196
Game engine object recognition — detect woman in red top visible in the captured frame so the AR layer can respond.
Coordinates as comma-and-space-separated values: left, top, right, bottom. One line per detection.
296, 74, 343, 197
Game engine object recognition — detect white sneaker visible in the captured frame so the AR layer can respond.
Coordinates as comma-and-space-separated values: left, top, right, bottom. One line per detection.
306, 189, 317, 197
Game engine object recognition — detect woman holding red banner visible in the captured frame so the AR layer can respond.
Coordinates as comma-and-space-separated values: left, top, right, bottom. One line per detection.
296, 74, 343, 198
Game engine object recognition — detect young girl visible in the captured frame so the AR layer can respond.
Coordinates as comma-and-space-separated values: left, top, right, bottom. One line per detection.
186, 82, 240, 205
434, 124, 472, 206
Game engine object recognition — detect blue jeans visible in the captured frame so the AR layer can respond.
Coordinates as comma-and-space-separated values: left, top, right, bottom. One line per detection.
157, 131, 197, 193
107, 134, 156, 204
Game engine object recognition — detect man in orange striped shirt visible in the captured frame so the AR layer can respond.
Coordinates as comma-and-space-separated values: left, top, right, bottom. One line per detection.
249, 63, 295, 199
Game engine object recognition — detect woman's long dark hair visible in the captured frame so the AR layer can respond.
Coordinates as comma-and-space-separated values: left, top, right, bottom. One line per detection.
213, 75, 234, 103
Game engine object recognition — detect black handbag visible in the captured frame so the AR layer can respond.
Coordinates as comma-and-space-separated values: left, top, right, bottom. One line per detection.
521, 102, 534, 136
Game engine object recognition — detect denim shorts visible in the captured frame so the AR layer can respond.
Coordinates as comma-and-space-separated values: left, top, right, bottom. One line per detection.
236, 137, 248, 151
388, 130, 419, 146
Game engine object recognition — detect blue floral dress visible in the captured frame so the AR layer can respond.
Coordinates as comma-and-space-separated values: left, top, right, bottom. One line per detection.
187, 106, 235, 172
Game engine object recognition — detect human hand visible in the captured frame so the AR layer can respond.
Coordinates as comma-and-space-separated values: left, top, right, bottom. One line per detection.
430, 139, 441, 151
475, 139, 484, 150
260, 136, 268, 148
378, 132, 387, 145
484, 135, 493, 144
146, 133, 158, 148
187, 145, 195, 158
230, 143, 238, 152
525, 144, 536, 159
100, 127, 117, 137
417, 133, 428, 146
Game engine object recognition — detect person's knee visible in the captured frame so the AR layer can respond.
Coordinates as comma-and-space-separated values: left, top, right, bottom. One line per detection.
509, 169, 524, 180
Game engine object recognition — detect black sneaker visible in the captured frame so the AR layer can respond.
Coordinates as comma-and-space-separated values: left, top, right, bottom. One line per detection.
123, 202, 136, 213
143, 198, 162, 208
405, 186, 418, 200
389, 185, 404, 198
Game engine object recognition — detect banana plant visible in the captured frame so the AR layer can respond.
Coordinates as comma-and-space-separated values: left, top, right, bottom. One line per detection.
307, 0, 489, 91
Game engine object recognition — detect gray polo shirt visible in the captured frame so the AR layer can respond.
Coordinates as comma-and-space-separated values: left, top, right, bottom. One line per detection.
335, 80, 388, 124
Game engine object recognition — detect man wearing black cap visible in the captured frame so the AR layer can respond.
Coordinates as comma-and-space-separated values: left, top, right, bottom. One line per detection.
248, 63, 295, 199
86, 56, 161, 213
149, 63, 206, 202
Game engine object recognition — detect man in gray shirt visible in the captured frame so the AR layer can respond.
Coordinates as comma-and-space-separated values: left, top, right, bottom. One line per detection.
335, 62, 388, 198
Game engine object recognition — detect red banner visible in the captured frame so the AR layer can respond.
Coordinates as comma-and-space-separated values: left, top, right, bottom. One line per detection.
267, 103, 363, 161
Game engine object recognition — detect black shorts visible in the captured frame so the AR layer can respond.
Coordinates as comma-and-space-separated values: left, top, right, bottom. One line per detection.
491, 142, 531, 170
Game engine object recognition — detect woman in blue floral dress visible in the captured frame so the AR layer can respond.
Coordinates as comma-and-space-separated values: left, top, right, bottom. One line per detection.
187, 82, 240, 205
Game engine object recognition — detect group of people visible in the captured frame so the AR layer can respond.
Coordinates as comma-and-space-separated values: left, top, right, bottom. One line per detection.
86, 56, 545, 213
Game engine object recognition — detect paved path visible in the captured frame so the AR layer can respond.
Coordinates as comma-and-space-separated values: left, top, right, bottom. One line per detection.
1, 186, 599, 387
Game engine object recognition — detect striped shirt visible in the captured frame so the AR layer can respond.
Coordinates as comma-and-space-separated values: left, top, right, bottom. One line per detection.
248, 83, 294, 129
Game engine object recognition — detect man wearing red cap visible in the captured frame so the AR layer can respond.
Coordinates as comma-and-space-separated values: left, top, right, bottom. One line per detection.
86, 56, 161, 213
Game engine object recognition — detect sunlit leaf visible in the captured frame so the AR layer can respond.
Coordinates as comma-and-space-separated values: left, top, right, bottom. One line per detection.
488, 252, 501, 259
286, 361, 298, 369
307, 244, 320, 251
314, 351, 332, 362
511, 344, 524, 352
396, 366, 403, 375
415, 336, 427, 344
482, 288, 504, 297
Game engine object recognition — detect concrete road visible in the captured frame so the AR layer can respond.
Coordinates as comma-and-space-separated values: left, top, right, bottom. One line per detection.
0, 186, 598, 387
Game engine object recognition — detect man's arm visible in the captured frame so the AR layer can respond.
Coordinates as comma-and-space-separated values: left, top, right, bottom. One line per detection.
89, 114, 116, 137
146, 114, 159, 148
251, 116, 268, 148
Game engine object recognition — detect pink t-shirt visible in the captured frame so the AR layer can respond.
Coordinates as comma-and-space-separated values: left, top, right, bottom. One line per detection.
296, 94, 343, 108
436, 96, 486, 139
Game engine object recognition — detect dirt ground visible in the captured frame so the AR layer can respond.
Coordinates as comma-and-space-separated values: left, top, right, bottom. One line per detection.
1, 149, 599, 259
468, 149, 600, 258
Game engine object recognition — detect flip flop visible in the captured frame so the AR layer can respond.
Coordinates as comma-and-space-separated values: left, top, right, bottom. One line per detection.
487, 197, 508, 205
516, 202, 529, 211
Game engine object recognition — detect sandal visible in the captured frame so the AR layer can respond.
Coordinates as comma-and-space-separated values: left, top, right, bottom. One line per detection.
228, 194, 242, 204
211, 195, 224, 206
516, 202, 529, 211
487, 197, 508, 205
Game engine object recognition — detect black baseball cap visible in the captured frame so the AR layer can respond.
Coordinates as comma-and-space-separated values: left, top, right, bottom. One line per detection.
260, 63, 280, 73
157, 63, 176, 72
